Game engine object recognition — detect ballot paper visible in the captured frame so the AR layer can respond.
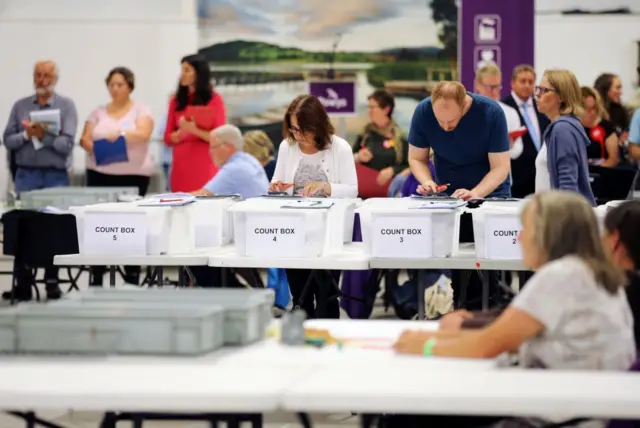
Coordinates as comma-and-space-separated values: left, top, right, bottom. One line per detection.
409, 200, 466, 210
137, 195, 196, 207
281, 200, 334, 209
29, 109, 61, 150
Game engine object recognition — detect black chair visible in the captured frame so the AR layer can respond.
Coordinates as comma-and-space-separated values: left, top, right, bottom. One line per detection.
2, 209, 81, 303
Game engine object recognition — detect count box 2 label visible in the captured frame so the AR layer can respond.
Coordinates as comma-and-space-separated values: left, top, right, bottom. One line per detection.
83, 211, 148, 255
245, 214, 306, 258
484, 215, 522, 260
371, 215, 432, 258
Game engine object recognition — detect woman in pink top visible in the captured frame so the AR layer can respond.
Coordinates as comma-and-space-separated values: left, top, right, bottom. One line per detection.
80, 66, 154, 286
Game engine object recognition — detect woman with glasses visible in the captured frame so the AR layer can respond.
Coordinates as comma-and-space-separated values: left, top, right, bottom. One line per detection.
269, 95, 357, 318
533, 69, 596, 205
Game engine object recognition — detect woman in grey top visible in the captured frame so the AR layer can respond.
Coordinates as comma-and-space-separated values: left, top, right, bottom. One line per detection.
395, 190, 635, 368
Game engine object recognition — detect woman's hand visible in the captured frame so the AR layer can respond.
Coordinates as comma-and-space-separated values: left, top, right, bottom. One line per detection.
356, 147, 373, 163
178, 117, 197, 134
439, 310, 473, 331
171, 130, 181, 144
303, 182, 330, 197
80, 138, 94, 153
269, 181, 294, 193
376, 167, 394, 186
393, 330, 435, 355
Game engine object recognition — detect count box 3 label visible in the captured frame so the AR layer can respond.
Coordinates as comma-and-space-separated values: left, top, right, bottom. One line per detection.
245, 214, 306, 258
83, 211, 148, 256
484, 215, 522, 260
371, 215, 432, 258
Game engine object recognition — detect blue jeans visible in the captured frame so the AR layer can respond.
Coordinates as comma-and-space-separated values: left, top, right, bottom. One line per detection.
162, 163, 171, 191
14, 167, 69, 194
388, 173, 408, 197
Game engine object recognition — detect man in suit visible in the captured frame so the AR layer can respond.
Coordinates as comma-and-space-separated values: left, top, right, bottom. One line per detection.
501, 64, 551, 198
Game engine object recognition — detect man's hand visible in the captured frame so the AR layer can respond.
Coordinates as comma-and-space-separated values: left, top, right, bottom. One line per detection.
26, 123, 45, 140
191, 189, 213, 196
356, 147, 373, 163
416, 180, 438, 195
452, 188, 480, 201
376, 167, 394, 186
269, 181, 294, 193
439, 310, 473, 331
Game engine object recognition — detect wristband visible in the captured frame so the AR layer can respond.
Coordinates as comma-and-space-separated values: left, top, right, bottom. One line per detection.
423, 337, 437, 357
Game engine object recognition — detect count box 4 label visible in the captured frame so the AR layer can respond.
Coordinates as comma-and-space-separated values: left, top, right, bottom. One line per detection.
83, 211, 148, 255
484, 215, 522, 260
245, 214, 306, 258
371, 215, 432, 258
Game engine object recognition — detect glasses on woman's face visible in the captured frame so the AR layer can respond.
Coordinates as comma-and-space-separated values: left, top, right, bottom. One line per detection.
535, 86, 556, 96
289, 125, 302, 135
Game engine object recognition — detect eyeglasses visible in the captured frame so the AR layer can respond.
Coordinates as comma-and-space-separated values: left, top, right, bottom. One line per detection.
289, 126, 302, 134
535, 86, 556, 96
481, 84, 502, 91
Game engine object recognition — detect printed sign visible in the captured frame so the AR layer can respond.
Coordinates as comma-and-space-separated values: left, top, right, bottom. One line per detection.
245, 214, 306, 258
484, 215, 522, 260
83, 211, 148, 255
371, 216, 432, 259
460, 0, 534, 99
308, 81, 357, 116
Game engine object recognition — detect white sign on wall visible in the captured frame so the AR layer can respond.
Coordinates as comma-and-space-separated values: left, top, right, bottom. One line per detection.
484, 215, 522, 260
371, 215, 433, 259
83, 211, 148, 255
245, 214, 306, 258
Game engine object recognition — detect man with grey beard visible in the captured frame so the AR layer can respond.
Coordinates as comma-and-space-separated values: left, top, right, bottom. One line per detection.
2, 60, 78, 301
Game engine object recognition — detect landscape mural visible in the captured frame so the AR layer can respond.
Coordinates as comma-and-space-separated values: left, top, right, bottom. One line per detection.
197, 0, 458, 143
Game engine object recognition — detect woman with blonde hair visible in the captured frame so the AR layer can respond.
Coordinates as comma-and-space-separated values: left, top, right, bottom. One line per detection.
534, 69, 596, 205
243, 130, 276, 181
580, 86, 620, 167
390, 190, 635, 427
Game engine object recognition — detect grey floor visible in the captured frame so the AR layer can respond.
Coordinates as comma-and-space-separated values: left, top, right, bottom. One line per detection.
0, 256, 397, 428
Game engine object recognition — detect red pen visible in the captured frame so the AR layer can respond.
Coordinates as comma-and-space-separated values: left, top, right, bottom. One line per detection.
159, 198, 184, 203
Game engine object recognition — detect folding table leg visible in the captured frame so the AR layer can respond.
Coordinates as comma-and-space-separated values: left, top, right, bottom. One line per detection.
297, 412, 313, 428
109, 266, 116, 287
481, 270, 490, 310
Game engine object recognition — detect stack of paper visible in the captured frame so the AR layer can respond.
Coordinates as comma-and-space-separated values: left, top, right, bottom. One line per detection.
29, 109, 61, 150
281, 200, 334, 209
137, 195, 196, 207
409, 200, 466, 210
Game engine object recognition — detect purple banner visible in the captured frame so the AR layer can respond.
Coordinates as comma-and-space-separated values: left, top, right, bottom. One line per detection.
308, 81, 357, 116
459, 0, 534, 99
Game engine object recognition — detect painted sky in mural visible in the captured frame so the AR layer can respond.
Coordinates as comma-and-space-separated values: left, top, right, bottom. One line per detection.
198, 0, 440, 51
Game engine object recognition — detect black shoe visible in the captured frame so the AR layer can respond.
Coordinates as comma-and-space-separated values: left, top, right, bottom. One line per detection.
2, 288, 33, 302
45, 285, 63, 300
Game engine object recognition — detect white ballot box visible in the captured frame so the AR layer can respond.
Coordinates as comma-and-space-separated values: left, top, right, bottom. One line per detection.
229, 197, 358, 258
191, 196, 237, 248
71, 200, 197, 256
472, 202, 524, 260
358, 197, 465, 259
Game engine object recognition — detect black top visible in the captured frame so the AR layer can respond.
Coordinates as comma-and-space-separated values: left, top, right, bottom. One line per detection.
353, 123, 409, 175
626, 271, 640, 351
608, 102, 630, 134
583, 119, 616, 160
263, 159, 276, 182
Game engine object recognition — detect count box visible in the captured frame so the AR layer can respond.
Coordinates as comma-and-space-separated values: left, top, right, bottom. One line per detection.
358, 198, 463, 259
229, 198, 334, 258
472, 204, 523, 260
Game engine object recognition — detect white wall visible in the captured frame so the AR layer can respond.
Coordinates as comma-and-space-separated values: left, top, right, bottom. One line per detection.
0, 0, 198, 197
535, 14, 640, 100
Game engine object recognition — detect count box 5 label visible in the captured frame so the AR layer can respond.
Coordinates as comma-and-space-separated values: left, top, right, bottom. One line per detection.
484, 215, 522, 260
83, 211, 148, 255
371, 215, 432, 259
245, 214, 306, 258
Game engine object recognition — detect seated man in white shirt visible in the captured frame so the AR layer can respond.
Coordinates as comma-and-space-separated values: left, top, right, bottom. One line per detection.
475, 63, 524, 159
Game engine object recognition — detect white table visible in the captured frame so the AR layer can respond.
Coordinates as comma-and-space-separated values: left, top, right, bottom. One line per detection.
53, 249, 218, 287
282, 365, 640, 423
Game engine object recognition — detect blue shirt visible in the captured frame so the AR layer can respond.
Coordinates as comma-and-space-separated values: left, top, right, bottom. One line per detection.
408, 93, 511, 197
204, 151, 269, 199
157, 115, 172, 165
629, 108, 640, 145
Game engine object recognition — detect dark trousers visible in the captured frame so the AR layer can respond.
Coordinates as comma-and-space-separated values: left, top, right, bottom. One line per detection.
286, 269, 340, 319
13, 167, 70, 293
85, 170, 150, 286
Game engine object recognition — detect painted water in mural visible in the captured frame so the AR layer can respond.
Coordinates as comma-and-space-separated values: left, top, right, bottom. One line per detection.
197, 0, 458, 142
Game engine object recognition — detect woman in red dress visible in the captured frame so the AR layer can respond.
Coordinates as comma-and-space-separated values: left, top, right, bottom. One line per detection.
164, 54, 226, 192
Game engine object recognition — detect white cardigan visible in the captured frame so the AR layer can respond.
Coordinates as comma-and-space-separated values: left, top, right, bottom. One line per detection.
272, 135, 358, 198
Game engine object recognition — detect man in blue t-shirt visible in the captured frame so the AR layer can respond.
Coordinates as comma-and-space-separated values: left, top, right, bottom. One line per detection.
408, 81, 511, 200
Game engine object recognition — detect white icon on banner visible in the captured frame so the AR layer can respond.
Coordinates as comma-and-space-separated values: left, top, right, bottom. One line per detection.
474, 46, 501, 69
474, 15, 501, 44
